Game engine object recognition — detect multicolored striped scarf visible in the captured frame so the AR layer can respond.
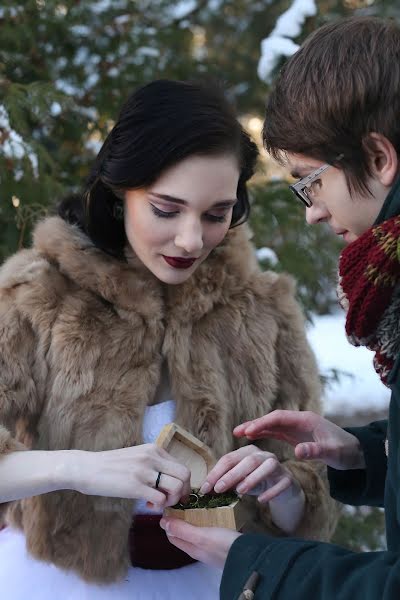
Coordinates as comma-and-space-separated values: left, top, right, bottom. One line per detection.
337, 214, 400, 386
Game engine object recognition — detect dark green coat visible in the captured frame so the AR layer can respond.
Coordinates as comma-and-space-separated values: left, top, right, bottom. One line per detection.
220, 182, 400, 600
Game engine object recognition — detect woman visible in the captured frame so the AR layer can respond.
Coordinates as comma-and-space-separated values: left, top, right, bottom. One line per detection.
0, 80, 335, 599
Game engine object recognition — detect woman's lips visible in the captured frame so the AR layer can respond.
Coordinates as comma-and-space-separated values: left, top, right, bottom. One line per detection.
162, 256, 197, 269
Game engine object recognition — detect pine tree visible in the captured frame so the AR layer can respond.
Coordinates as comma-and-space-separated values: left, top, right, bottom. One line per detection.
0, 0, 398, 554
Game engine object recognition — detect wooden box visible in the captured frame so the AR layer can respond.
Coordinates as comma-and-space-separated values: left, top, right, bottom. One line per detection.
156, 423, 246, 530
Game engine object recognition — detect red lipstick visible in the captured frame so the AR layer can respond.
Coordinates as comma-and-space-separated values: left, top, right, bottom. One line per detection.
162, 256, 197, 269
162, 254, 197, 269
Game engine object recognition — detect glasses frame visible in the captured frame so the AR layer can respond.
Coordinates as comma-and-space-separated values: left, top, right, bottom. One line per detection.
289, 163, 332, 207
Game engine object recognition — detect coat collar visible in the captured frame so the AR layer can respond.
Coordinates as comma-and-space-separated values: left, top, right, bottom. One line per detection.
31, 216, 259, 321
374, 174, 400, 225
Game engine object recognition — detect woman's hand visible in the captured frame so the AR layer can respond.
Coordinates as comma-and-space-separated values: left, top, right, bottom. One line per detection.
66, 444, 191, 511
160, 517, 240, 569
234, 410, 365, 471
199, 445, 305, 534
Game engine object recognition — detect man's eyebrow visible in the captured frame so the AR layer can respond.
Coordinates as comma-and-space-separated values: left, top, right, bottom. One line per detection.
290, 165, 317, 179
149, 192, 237, 207
290, 169, 307, 179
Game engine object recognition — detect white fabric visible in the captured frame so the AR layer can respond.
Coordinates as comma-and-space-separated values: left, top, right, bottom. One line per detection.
0, 401, 222, 599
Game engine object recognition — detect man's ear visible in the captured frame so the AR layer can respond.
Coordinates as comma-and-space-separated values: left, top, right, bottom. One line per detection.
364, 132, 398, 186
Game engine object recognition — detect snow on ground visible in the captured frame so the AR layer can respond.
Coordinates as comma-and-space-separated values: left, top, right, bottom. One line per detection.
307, 312, 391, 417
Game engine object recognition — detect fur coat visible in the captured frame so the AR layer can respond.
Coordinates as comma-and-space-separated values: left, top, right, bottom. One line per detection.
0, 216, 337, 583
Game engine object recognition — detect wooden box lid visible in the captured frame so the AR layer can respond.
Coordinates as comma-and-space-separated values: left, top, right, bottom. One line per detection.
156, 423, 215, 489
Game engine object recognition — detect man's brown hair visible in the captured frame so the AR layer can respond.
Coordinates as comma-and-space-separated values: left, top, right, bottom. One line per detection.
263, 16, 400, 194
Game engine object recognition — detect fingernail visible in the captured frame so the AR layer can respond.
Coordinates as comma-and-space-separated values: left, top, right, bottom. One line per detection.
160, 518, 169, 533
200, 482, 211, 494
302, 445, 310, 458
236, 483, 245, 493
214, 481, 225, 493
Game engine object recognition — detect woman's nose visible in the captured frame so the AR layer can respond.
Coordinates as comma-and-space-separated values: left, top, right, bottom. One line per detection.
174, 220, 204, 255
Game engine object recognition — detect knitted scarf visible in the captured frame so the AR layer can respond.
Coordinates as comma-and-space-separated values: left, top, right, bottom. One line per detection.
337, 214, 400, 386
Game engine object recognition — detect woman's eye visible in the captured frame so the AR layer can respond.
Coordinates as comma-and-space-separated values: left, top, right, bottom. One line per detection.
150, 205, 178, 219
205, 213, 227, 223
151, 203, 228, 223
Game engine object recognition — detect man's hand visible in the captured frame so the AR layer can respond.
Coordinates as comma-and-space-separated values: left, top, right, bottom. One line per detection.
198, 444, 306, 533
234, 410, 365, 471
160, 518, 241, 569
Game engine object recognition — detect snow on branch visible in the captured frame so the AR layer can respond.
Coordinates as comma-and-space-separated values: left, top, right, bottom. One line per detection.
258, 0, 316, 83
0, 105, 38, 180
256, 247, 279, 266
169, 0, 197, 19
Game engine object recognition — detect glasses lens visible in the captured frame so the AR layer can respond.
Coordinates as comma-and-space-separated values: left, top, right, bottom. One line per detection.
289, 185, 311, 208
302, 187, 312, 207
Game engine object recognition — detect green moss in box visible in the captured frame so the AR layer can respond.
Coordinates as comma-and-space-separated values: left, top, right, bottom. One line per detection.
174, 490, 238, 510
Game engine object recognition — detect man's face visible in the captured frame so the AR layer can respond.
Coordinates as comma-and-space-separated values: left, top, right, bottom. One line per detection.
285, 153, 389, 243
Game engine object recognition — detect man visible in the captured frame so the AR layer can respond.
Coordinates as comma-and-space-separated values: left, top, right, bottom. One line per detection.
160, 16, 400, 599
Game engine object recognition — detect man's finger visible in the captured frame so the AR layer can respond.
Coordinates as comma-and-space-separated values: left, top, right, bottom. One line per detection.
160, 517, 203, 543
257, 475, 292, 504
164, 535, 200, 560
233, 420, 253, 436
244, 410, 311, 435
295, 442, 323, 460
199, 446, 256, 494
245, 429, 295, 443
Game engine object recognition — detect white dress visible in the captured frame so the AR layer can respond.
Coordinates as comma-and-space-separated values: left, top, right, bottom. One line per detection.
0, 401, 222, 599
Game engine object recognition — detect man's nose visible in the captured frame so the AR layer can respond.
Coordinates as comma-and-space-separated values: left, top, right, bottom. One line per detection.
305, 203, 329, 225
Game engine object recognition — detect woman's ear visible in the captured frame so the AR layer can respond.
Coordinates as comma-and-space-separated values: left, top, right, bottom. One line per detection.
365, 132, 398, 186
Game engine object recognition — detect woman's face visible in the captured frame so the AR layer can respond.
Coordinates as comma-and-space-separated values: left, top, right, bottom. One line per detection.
124, 154, 240, 284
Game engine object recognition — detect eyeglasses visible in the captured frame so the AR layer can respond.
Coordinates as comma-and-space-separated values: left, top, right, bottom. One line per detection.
289, 163, 332, 208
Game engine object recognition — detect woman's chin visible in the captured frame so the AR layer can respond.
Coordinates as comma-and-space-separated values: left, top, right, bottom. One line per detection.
152, 265, 196, 285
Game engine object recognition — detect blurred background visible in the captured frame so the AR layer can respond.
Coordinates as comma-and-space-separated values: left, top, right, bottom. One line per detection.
1, 0, 398, 554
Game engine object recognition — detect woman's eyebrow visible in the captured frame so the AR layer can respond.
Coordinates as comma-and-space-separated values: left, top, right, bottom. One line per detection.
149, 192, 237, 207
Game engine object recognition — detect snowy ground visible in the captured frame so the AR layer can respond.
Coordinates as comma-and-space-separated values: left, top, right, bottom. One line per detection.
307, 312, 391, 418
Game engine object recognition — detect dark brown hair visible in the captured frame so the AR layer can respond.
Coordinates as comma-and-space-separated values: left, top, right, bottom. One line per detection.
263, 16, 400, 195
59, 80, 258, 258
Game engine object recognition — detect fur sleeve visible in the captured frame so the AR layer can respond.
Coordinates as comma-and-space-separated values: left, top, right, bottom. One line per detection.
247, 273, 339, 540
0, 289, 39, 448
0, 296, 39, 437
269, 273, 321, 413
0, 293, 39, 517
0, 426, 26, 454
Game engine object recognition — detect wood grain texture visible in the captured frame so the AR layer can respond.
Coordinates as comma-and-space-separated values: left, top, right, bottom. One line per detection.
164, 498, 246, 530
157, 423, 246, 530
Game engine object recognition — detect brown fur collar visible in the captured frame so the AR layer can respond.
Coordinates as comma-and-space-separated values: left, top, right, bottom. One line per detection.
25, 216, 261, 320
